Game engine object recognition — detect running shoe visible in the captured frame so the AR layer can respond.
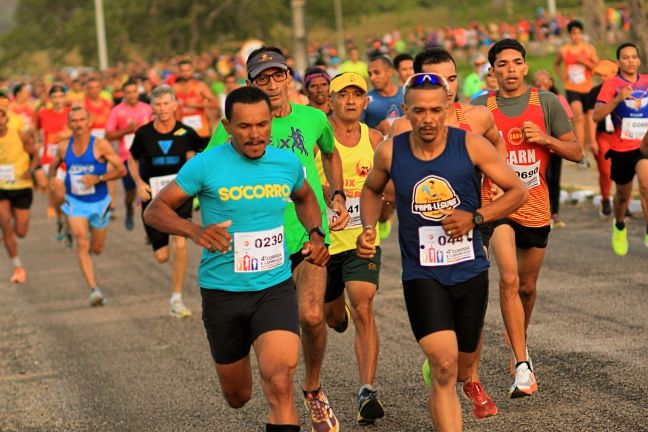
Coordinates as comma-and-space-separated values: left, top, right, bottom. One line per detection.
611, 222, 628, 256
503, 332, 533, 376
551, 214, 566, 229
303, 388, 339, 432
88, 288, 107, 307
9, 267, 26, 284
125, 210, 134, 231
463, 381, 498, 419
332, 303, 350, 333
378, 219, 392, 240
170, 298, 192, 318
357, 386, 384, 424
56, 220, 65, 241
509, 362, 537, 398
599, 199, 612, 217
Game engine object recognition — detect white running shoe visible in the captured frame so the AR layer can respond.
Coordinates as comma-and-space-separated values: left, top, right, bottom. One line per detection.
170, 298, 192, 318
509, 362, 538, 398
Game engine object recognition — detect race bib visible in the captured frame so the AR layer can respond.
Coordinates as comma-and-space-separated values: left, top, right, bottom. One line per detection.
419, 226, 475, 266
47, 143, 58, 157
567, 64, 586, 84
326, 197, 361, 228
620, 117, 648, 140
510, 160, 541, 189
124, 133, 135, 151
149, 174, 176, 198
91, 128, 106, 139
0, 165, 16, 182
70, 174, 95, 196
182, 114, 203, 131
234, 226, 284, 273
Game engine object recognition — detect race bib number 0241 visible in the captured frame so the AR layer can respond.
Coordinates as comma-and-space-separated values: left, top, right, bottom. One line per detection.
419, 226, 475, 267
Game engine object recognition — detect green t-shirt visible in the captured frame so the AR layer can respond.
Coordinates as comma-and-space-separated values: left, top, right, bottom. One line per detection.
207, 103, 335, 254
462, 72, 484, 100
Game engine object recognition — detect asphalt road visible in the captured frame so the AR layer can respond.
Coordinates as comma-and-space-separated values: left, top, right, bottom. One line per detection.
1, 190, 647, 432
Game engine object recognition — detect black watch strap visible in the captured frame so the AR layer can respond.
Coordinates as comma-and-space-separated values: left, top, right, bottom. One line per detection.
331, 189, 346, 201
308, 226, 326, 238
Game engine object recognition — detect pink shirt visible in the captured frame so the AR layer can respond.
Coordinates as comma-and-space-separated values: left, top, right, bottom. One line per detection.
106, 101, 153, 160
557, 94, 574, 119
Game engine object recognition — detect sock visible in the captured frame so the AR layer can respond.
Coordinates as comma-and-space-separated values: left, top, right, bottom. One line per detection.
170, 293, 182, 303
266, 424, 300, 432
359, 383, 375, 396
515, 361, 531, 371
11, 256, 22, 268
615, 220, 626, 230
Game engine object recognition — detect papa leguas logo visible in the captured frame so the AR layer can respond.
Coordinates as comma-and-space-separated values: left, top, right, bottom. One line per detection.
411, 175, 460, 221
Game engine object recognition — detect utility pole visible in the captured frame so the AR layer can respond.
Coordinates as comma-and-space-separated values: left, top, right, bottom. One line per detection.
94, 0, 109, 70
334, 0, 346, 59
291, 0, 307, 75
548, 0, 556, 15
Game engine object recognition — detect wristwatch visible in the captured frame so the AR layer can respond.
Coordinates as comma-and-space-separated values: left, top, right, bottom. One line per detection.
308, 226, 326, 239
331, 189, 347, 201
472, 211, 484, 227
98, 174, 106, 183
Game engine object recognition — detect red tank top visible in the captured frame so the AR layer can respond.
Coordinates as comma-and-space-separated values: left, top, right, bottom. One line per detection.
486, 88, 551, 227
454, 102, 472, 132
174, 80, 210, 137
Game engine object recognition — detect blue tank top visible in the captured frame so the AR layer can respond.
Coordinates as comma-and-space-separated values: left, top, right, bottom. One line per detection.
64, 136, 108, 202
391, 128, 489, 286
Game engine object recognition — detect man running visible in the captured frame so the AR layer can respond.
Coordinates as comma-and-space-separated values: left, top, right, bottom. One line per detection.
304, 67, 332, 115
128, 85, 202, 317
593, 43, 648, 254
106, 80, 153, 230
393, 53, 414, 86
363, 56, 404, 135
0, 104, 39, 284
389, 47, 503, 419
173, 59, 219, 149
554, 20, 600, 161
357, 72, 527, 431
49, 107, 126, 306
316, 72, 386, 424
144, 86, 329, 432
206, 47, 348, 432
472, 39, 582, 397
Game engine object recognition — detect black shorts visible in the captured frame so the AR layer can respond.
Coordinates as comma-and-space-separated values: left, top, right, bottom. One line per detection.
606, 149, 647, 185
479, 223, 494, 249
289, 244, 330, 273
201, 278, 299, 364
493, 218, 550, 249
141, 198, 192, 251
566, 90, 592, 111
324, 247, 381, 303
0, 188, 33, 210
403, 271, 488, 353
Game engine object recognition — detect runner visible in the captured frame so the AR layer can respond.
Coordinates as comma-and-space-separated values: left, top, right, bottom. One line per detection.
554, 20, 600, 163
393, 53, 414, 86
363, 56, 404, 135
316, 72, 386, 424
206, 46, 349, 432
389, 47, 503, 419
49, 107, 127, 306
173, 59, 219, 149
36, 84, 71, 238
339, 47, 369, 79
357, 72, 527, 431
0, 103, 39, 284
462, 54, 488, 102
106, 80, 153, 231
127, 85, 202, 317
144, 86, 329, 432
587, 60, 618, 217
304, 67, 332, 115
593, 43, 648, 254
8, 83, 36, 134
472, 39, 582, 397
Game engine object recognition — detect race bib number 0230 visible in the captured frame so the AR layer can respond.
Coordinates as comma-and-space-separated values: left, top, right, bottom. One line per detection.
419, 226, 475, 267
234, 226, 284, 273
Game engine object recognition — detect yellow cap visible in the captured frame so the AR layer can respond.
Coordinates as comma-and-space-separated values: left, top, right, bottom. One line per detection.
329, 72, 367, 94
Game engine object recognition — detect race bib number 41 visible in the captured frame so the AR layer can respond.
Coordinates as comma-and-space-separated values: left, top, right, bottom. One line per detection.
419, 226, 475, 267
234, 226, 284, 273
326, 197, 361, 228
620, 117, 648, 140
510, 160, 541, 190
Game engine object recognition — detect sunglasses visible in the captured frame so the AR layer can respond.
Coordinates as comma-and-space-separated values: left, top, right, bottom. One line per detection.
254, 70, 289, 86
403, 73, 450, 95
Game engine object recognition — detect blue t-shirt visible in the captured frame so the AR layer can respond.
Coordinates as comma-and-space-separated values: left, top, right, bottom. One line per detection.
362, 87, 404, 128
176, 144, 305, 292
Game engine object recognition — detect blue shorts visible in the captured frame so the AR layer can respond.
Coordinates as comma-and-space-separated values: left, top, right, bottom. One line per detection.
122, 160, 136, 191
62, 194, 112, 229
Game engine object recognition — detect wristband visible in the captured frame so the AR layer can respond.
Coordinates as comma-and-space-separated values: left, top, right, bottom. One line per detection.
331, 189, 346, 201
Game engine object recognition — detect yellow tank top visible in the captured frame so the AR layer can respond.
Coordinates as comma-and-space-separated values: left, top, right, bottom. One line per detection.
316, 123, 379, 255
0, 124, 33, 190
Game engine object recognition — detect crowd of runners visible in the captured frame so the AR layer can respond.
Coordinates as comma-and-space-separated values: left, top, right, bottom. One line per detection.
1, 17, 648, 432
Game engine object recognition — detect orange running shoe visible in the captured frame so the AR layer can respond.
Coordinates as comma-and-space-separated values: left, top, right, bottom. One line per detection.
10, 267, 26, 284
463, 381, 498, 419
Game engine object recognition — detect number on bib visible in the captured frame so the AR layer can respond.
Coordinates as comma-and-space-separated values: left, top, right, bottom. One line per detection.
234, 227, 284, 273
419, 226, 475, 266
149, 174, 177, 198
